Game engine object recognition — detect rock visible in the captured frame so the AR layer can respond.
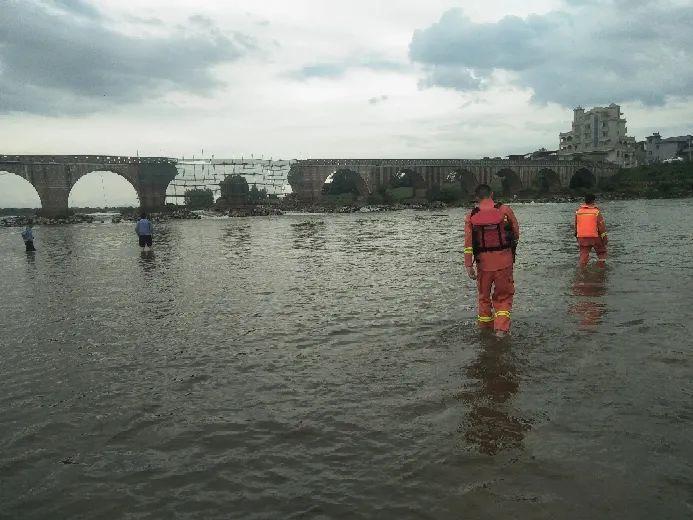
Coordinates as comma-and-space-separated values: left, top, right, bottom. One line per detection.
228, 206, 284, 217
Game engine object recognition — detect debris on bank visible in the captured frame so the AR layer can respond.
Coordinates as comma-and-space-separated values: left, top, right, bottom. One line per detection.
119, 208, 202, 222
228, 206, 284, 217
1, 214, 96, 227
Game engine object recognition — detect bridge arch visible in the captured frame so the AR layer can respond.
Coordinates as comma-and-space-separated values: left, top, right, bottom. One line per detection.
534, 168, 562, 193
569, 167, 596, 190
0, 171, 42, 209
496, 168, 522, 196
445, 168, 479, 195
389, 168, 426, 199
322, 168, 368, 198
390, 168, 425, 189
68, 170, 140, 209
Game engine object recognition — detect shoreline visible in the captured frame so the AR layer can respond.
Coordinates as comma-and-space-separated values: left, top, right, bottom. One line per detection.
2, 192, 692, 227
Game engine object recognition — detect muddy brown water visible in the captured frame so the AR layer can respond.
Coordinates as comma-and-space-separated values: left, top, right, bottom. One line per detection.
1, 200, 692, 519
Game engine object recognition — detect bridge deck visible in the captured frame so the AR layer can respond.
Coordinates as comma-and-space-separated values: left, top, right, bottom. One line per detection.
294, 158, 604, 167
0, 155, 175, 165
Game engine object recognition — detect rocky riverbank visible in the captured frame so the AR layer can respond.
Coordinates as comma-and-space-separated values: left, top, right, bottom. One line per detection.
3, 183, 689, 228
1, 214, 97, 227
228, 206, 284, 217
0, 208, 203, 227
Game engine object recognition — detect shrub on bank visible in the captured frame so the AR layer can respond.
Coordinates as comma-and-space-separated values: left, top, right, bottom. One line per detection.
390, 187, 414, 201
608, 162, 693, 198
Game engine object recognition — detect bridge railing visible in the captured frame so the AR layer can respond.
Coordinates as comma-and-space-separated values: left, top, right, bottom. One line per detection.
0, 155, 176, 165
293, 158, 619, 169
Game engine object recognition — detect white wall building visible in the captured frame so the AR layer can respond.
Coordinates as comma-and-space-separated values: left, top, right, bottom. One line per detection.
644, 133, 693, 163
559, 104, 641, 168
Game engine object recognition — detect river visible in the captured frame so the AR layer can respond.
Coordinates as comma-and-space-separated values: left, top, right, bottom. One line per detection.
1, 199, 692, 519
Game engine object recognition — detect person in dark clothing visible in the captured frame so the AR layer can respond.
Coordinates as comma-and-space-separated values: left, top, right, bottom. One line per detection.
21, 222, 36, 252
135, 213, 153, 251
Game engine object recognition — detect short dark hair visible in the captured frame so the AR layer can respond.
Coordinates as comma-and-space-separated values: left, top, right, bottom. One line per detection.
475, 184, 493, 199
584, 193, 596, 204
140, 212, 147, 219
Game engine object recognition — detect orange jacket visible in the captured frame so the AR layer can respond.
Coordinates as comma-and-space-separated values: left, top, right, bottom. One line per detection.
464, 199, 520, 271
575, 204, 607, 240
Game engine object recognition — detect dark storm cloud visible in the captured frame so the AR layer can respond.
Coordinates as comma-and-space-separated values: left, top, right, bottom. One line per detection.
0, 1, 255, 114
409, 1, 693, 106
289, 56, 405, 80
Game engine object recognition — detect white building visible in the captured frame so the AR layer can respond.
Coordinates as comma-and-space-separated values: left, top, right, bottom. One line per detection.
559, 104, 641, 168
644, 133, 693, 164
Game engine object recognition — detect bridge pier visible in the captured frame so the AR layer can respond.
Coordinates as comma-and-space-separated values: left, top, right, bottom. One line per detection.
36, 187, 71, 217
136, 163, 178, 215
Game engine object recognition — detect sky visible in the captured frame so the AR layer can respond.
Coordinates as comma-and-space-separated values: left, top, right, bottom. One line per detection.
1, 0, 693, 206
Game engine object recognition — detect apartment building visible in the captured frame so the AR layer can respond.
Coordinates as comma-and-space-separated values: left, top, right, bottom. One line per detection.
558, 104, 641, 168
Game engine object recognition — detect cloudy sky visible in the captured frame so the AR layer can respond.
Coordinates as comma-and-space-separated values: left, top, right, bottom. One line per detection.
1, 0, 693, 206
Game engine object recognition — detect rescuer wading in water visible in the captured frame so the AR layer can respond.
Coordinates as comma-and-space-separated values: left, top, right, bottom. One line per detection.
575, 193, 608, 268
464, 184, 520, 338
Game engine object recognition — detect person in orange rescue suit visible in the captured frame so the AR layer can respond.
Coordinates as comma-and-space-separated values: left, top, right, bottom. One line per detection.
464, 184, 520, 337
575, 193, 608, 268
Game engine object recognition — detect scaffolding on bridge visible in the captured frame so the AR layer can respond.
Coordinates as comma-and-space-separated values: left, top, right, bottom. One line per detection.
166, 157, 293, 204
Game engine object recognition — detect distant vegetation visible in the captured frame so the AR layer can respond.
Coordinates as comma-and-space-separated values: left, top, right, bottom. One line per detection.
216, 175, 276, 207
361, 161, 693, 205
248, 184, 270, 203
184, 188, 214, 209
0, 207, 39, 216
220, 175, 249, 199
602, 161, 693, 198
323, 170, 363, 198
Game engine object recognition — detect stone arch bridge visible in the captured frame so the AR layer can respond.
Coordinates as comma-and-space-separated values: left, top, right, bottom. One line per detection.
288, 159, 619, 200
0, 155, 178, 216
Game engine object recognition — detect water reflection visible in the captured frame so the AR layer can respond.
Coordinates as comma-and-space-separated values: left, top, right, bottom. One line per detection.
290, 220, 326, 251
137, 226, 174, 275
135, 228, 177, 320
570, 268, 608, 330
459, 339, 530, 455
138, 250, 156, 272
221, 223, 252, 259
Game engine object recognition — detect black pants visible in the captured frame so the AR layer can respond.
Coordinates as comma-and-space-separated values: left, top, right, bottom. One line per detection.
138, 235, 153, 247
25, 241, 35, 252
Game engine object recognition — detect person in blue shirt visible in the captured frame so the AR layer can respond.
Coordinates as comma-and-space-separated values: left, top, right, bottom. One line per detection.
135, 213, 153, 251
21, 222, 36, 252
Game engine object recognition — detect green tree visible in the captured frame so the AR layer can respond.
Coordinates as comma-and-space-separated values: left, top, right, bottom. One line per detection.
323, 169, 363, 196
218, 175, 250, 206
430, 184, 464, 203
248, 184, 268, 204
220, 175, 250, 198
184, 188, 214, 209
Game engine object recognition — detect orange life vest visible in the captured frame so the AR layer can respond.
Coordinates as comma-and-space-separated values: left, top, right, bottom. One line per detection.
576, 205, 600, 238
470, 203, 513, 255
